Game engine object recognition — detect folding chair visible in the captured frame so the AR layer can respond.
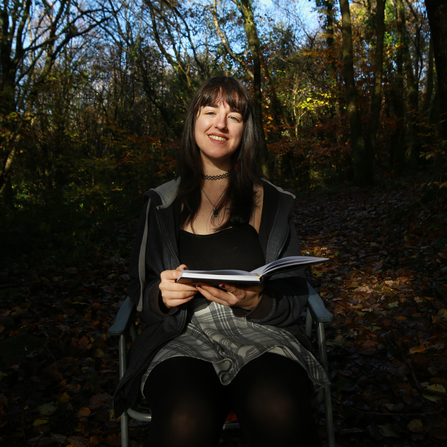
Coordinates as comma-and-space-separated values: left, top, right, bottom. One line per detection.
108, 283, 335, 447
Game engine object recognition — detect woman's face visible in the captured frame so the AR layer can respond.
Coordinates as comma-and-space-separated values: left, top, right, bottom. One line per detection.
194, 99, 244, 170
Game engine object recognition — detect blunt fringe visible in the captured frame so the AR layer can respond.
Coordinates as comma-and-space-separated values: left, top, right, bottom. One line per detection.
177, 76, 262, 231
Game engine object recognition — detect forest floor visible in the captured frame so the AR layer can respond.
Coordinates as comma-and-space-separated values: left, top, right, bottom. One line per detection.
0, 179, 446, 447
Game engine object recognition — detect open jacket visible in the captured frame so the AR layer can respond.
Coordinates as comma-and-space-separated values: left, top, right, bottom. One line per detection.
113, 178, 310, 416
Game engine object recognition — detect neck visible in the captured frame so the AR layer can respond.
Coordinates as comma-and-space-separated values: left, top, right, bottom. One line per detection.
202, 170, 231, 181
201, 156, 232, 178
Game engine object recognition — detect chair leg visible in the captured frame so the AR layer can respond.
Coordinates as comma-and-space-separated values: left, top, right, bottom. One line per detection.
120, 411, 129, 447
324, 382, 335, 447
118, 333, 130, 446
316, 322, 336, 446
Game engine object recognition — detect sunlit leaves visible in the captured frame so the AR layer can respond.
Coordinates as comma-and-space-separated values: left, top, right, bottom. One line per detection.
296, 183, 447, 446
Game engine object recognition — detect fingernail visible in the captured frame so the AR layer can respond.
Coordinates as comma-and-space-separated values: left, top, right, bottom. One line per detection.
219, 284, 226, 289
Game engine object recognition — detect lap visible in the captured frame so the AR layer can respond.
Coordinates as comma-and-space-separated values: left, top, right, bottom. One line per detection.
144, 356, 229, 409
144, 353, 311, 410
143, 354, 318, 447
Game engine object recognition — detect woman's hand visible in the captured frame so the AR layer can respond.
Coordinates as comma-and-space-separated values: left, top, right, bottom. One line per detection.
197, 282, 264, 311
159, 265, 197, 309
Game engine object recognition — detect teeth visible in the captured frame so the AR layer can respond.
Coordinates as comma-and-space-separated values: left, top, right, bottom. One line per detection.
209, 135, 227, 141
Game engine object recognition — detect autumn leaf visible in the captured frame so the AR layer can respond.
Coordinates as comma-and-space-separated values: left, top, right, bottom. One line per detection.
38, 403, 57, 416
77, 407, 92, 418
408, 419, 423, 432
427, 384, 446, 393
409, 345, 426, 354
33, 418, 49, 426
59, 392, 70, 403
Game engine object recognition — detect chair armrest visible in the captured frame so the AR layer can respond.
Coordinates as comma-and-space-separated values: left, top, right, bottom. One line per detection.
108, 297, 136, 336
307, 284, 333, 324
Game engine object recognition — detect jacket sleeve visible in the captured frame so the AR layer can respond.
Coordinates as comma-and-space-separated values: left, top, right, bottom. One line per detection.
126, 194, 179, 326
232, 212, 309, 329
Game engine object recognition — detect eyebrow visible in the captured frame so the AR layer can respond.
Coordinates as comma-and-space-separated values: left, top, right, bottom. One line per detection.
204, 103, 242, 114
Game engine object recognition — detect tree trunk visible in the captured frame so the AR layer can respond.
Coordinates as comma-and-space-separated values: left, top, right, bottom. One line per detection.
234, 0, 269, 176
388, 0, 407, 172
338, 0, 372, 186
423, 39, 434, 115
364, 0, 386, 173
397, 0, 420, 168
322, 1, 341, 122
425, 0, 447, 155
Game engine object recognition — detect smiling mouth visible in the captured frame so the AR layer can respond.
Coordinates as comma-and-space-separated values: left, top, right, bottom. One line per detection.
209, 135, 228, 142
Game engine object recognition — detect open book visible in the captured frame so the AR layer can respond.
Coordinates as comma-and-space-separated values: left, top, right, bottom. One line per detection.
176, 256, 329, 286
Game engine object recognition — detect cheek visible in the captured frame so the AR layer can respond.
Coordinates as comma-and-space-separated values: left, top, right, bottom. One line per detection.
234, 127, 244, 145
195, 117, 209, 137
194, 121, 205, 143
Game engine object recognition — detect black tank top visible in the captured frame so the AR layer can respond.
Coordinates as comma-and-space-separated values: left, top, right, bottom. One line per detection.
178, 224, 265, 272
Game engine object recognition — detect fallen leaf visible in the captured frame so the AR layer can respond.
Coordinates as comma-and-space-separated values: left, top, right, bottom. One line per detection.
409, 345, 426, 354
38, 403, 57, 416
59, 393, 70, 403
427, 384, 446, 393
33, 418, 49, 426
76, 407, 91, 418
377, 423, 400, 438
407, 419, 423, 432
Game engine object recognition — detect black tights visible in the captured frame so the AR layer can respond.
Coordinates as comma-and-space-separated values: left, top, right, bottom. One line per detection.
143, 353, 321, 447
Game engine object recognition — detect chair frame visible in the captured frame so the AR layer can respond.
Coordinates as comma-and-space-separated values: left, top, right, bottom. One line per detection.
108, 283, 335, 447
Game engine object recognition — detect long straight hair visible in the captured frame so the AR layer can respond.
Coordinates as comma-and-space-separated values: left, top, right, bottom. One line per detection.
177, 76, 262, 231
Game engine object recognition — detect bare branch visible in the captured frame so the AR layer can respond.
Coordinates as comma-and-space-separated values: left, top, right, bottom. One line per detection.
207, 0, 253, 78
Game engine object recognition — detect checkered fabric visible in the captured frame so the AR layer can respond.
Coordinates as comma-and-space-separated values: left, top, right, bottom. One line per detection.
141, 296, 330, 396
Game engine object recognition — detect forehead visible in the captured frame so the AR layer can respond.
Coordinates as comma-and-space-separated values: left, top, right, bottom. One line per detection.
201, 100, 241, 113
200, 88, 243, 112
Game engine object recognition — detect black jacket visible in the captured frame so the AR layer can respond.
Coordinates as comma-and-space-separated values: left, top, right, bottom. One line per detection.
113, 178, 310, 416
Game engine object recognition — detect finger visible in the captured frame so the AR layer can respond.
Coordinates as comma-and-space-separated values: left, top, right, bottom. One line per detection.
161, 268, 189, 282
218, 283, 238, 295
197, 284, 237, 306
176, 264, 189, 271
160, 283, 197, 295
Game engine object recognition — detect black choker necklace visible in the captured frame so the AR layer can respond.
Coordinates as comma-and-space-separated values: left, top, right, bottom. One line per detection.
202, 171, 231, 181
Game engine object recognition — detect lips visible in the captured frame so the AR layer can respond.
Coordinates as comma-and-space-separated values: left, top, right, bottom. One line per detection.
209, 134, 228, 142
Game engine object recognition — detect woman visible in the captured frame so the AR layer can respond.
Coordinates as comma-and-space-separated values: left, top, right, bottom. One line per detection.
113, 76, 329, 447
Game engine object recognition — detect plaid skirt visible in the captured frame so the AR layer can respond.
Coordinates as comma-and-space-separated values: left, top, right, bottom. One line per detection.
141, 296, 330, 396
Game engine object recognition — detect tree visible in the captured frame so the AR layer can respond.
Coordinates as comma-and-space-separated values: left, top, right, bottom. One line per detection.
425, 0, 447, 155
210, 0, 268, 172
338, 0, 386, 187
0, 0, 110, 195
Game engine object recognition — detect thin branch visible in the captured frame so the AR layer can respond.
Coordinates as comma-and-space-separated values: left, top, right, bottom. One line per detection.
207, 0, 253, 78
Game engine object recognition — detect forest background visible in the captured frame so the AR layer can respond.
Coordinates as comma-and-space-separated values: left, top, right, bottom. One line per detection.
1, 0, 446, 248
1, 0, 447, 446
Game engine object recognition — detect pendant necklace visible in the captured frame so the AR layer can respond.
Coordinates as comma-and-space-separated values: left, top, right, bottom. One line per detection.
202, 187, 227, 218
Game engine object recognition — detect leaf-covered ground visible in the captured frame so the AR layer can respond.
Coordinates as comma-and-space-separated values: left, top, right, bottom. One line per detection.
0, 183, 446, 447
296, 184, 447, 446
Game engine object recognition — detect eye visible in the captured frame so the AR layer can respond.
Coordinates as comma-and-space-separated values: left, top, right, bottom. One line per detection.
229, 115, 241, 122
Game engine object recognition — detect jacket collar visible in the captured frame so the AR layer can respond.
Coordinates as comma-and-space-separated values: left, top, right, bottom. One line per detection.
149, 178, 181, 209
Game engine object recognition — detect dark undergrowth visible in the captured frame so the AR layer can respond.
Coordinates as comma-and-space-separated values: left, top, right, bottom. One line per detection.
1, 177, 446, 446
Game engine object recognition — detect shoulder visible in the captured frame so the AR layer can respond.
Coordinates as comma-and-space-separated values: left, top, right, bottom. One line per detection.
144, 178, 180, 208
261, 179, 296, 211
261, 178, 296, 200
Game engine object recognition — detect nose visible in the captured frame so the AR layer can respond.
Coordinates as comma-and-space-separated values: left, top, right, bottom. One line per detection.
214, 113, 227, 130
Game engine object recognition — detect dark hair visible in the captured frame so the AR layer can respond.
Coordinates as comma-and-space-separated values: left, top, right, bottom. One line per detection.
177, 76, 262, 231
